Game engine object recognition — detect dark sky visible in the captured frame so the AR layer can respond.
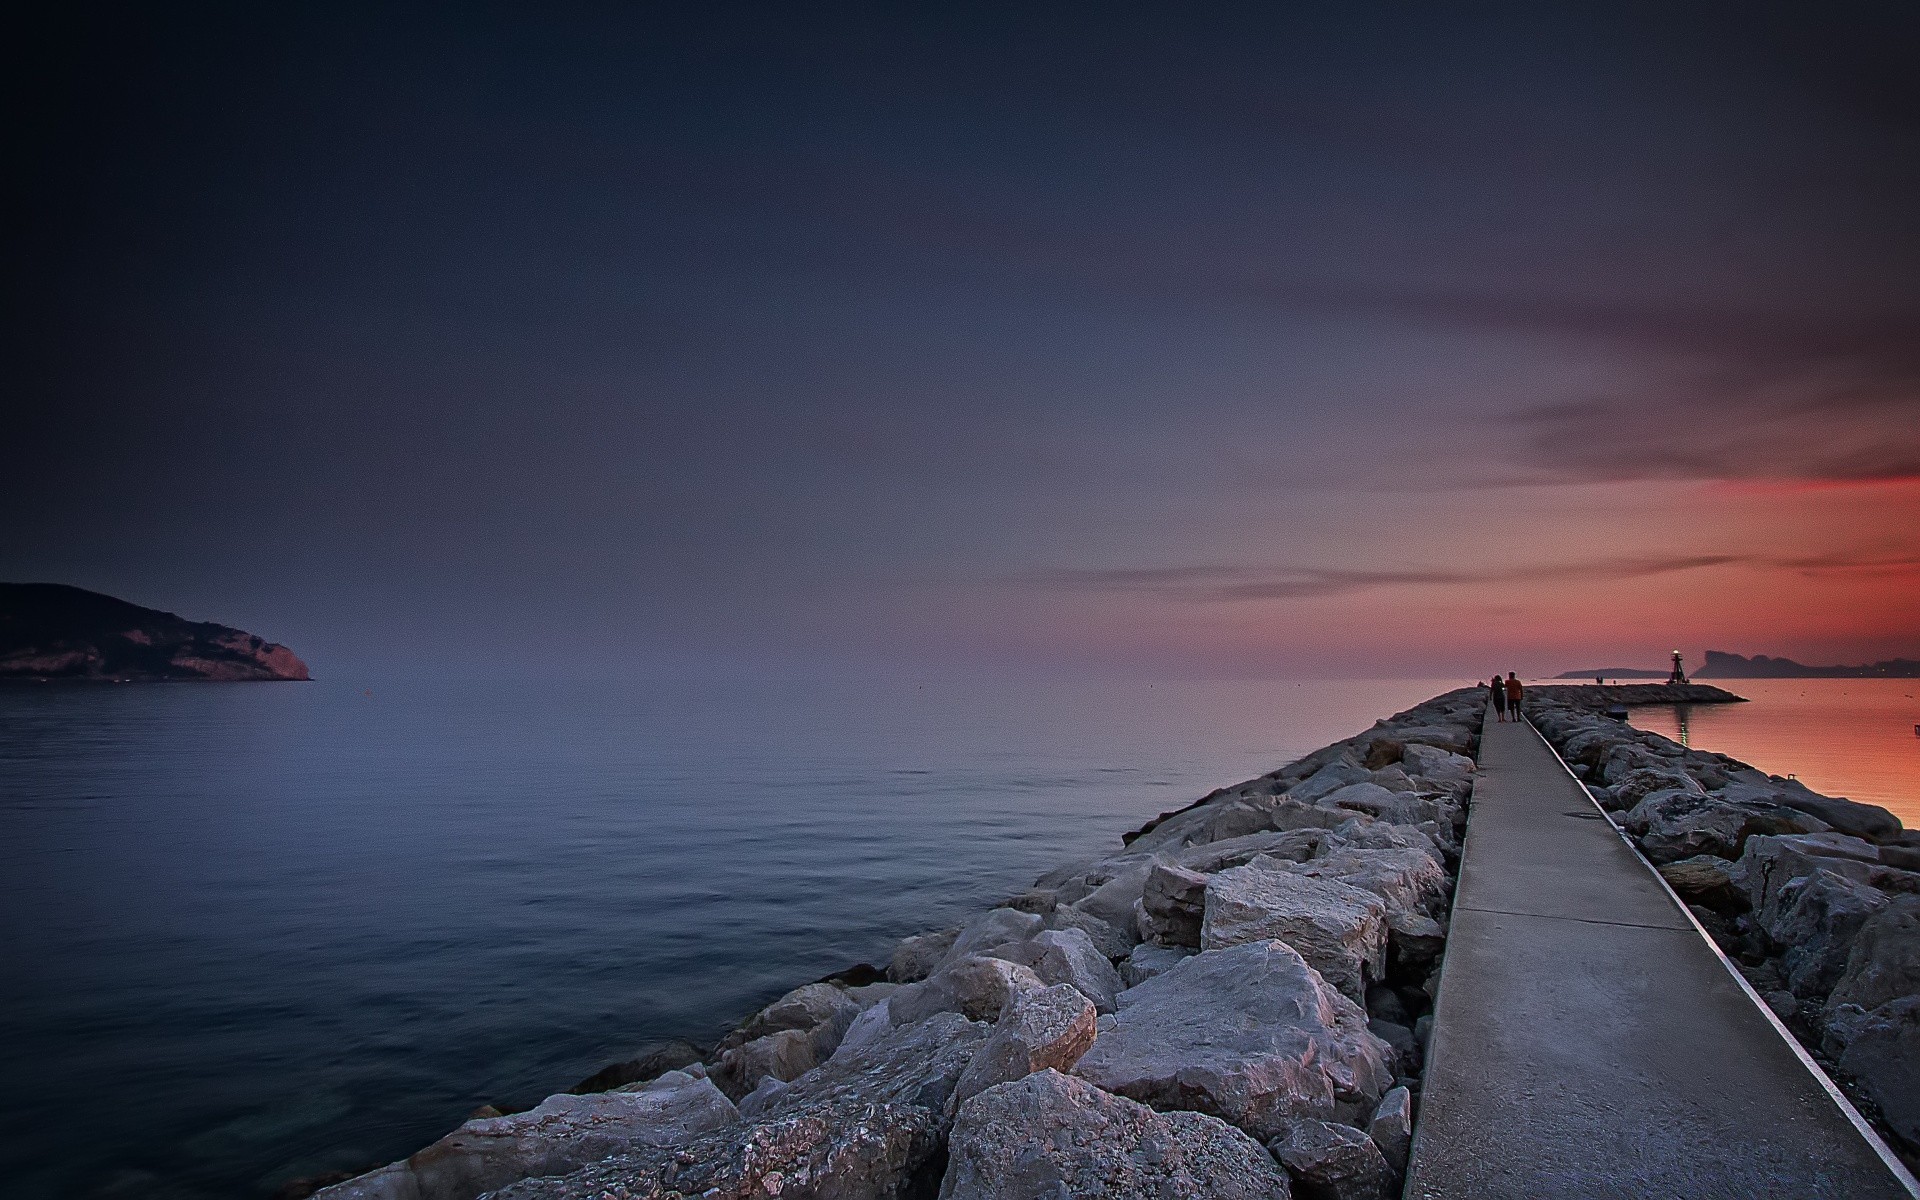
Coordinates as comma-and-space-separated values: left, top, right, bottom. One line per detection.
8, 2, 1919, 677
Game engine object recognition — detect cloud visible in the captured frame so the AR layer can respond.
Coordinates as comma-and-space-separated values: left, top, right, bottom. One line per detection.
1025, 551, 1920, 604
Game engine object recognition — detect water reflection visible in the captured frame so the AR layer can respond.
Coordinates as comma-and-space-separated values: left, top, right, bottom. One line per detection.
1629, 679, 1920, 826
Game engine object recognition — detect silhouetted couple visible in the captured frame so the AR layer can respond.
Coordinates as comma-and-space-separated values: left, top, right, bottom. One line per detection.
1489, 673, 1522, 722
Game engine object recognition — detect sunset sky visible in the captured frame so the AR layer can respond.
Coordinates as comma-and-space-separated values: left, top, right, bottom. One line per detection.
7, 3, 1918, 677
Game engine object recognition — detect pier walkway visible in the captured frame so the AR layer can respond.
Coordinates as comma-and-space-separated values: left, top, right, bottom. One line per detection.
1403, 711, 1917, 1199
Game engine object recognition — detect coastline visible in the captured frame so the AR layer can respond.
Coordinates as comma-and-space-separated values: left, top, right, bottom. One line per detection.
298, 682, 1919, 1199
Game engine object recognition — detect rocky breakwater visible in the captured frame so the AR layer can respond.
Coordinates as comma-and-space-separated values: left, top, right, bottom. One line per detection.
311, 688, 1486, 1200
1529, 685, 1920, 1166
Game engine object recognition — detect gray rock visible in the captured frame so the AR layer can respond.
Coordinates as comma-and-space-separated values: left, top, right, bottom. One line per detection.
1627, 791, 1830, 865
1399, 744, 1475, 786
1325, 820, 1443, 861
984, 926, 1124, 1012
1833, 997, 1920, 1149
316, 1073, 739, 1200
1385, 912, 1447, 976
1759, 869, 1890, 1001
1367, 1086, 1413, 1175
1122, 942, 1197, 987
1177, 828, 1330, 873
1723, 780, 1902, 844
950, 984, 1099, 1112
1202, 859, 1388, 1001
1370, 766, 1419, 793
1142, 858, 1211, 948
1267, 1117, 1396, 1200
1073, 940, 1394, 1136
1041, 903, 1137, 959
1290, 847, 1447, 920
1763, 991, 1798, 1022
1321, 782, 1442, 827
830, 1000, 894, 1061
769, 1009, 991, 1120
1366, 1018, 1417, 1072
726, 982, 861, 1049
1071, 860, 1157, 931
888, 929, 958, 983
1827, 895, 1920, 1013
1292, 762, 1373, 804
888, 956, 1045, 1026
1737, 832, 1887, 918
720, 1026, 829, 1095
567, 1040, 705, 1095
1611, 766, 1701, 810
1658, 855, 1747, 912
944, 908, 1044, 966
941, 1070, 1294, 1200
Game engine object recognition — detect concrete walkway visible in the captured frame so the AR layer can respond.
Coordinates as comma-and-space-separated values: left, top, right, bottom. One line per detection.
1403, 710, 1917, 1199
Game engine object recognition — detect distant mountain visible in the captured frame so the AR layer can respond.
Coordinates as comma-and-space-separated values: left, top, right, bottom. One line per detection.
1554, 667, 1671, 679
0, 583, 310, 681
1696, 650, 1920, 679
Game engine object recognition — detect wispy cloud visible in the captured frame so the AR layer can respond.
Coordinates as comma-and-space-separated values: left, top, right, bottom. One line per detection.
1024, 551, 1920, 603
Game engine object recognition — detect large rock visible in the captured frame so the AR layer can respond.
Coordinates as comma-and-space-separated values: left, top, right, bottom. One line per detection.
1267, 1118, 1397, 1200
941, 1070, 1294, 1200
1202, 859, 1388, 1001
1829, 997, 1920, 1149
568, 1040, 705, 1095
1384, 912, 1446, 976
950, 984, 1099, 1112
1041, 903, 1136, 960
1291, 763, 1373, 804
1626, 791, 1829, 865
1737, 832, 1888, 915
1658, 856, 1747, 913
1142, 858, 1212, 948
493, 1014, 989, 1200
1611, 766, 1702, 810
888, 956, 1044, 1026
1289, 847, 1447, 920
1399, 744, 1474, 787
1073, 940, 1394, 1137
1722, 781, 1903, 844
1367, 1086, 1412, 1175
984, 927, 1124, 1012
725, 982, 861, 1049
888, 929, 958, 983
1177, 828, 1330, 874
1320, 782, 1441, 827
943, 908, 1043, 966
1763, 869, 1890, 1000
315, 1072, 740, 1200
1071, 860, 1157, 931
1827, 895, 1920, 1013
1123, 942, 1197, 987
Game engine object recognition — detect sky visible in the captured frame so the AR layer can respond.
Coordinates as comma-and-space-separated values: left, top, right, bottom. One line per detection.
6, 1, 1918, 678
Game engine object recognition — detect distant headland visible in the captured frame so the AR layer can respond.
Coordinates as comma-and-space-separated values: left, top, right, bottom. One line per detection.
0, 583, 310, 681
1559, 650, 1920, 681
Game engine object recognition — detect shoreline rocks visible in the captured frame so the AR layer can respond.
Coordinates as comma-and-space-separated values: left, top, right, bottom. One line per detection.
316, 689, 1491, 1200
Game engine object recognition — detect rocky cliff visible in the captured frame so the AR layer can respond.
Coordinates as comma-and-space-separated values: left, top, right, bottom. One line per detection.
0, 583, 310, 681
1698, 650, 1920, 679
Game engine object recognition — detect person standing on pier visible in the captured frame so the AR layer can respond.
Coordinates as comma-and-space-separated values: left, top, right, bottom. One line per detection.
1489, 675, 1508, 721
1505, 672, 1524, 721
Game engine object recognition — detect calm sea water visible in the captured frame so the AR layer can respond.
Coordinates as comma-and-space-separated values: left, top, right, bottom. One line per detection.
1626, 678, 1920, 826
0, 675, 1466, 1199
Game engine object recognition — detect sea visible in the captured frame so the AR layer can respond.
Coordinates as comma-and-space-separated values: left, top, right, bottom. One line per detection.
1626, 678, 1920, 827
1, 674, 1468, 1200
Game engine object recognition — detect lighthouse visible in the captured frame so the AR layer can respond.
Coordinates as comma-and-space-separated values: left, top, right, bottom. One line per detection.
1668, 650, 1688, 685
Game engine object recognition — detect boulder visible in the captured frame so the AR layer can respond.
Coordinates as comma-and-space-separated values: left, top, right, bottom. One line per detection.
1071, 860, 1157, 931
1177, 828, 1329, 873
1202, 859, 1388, 1001
1266, 1118, 1397, 1200
1142, 858, 1211, 948
1325, 820, 1443, 862
1073, 940, 1394, 1136
942, 1070, 1294, 1200
1368, 1086, 1413, 1175
1657, 856, 1748, 913
1399, 744, 1474, 786
1737, 832, 1887, 916
722, 982, 861, 1051
314, 1072, 739, 1200
1367, 1018, 1417, 1072
984, 927, 1124, 1012
950, 984, 1099, 1112
1722, 781, 1903, 844
1290, 848, 1448, 920
493, 1016, 989, 1200
1628, 792, 1830, 865
1827, 895, 1920, 1013
1756, 869, 1890, 1001
1122, 942, 1196, 987
1321, 782, 1442, 827
1611, 766, 1702, 809
719, 1027, 827, 1096
888, 956, 1045, 1026
1831, 997, 1920, 1149
1292, 763, 1373, 804
568, 1040, 705, 1095
888, 929, 958, 983
1041, 903, 1136, 960
943, 908, 1043, 966
1370, 766, 1419, 793
1385, 912, 1447, 976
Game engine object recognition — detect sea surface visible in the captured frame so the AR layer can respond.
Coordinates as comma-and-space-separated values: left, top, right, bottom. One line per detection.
0, 675, 1467, 1199
1625, 678, 1920, 827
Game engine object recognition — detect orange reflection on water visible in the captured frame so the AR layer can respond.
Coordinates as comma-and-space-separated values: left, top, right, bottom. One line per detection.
1628, 679, 1920, 827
